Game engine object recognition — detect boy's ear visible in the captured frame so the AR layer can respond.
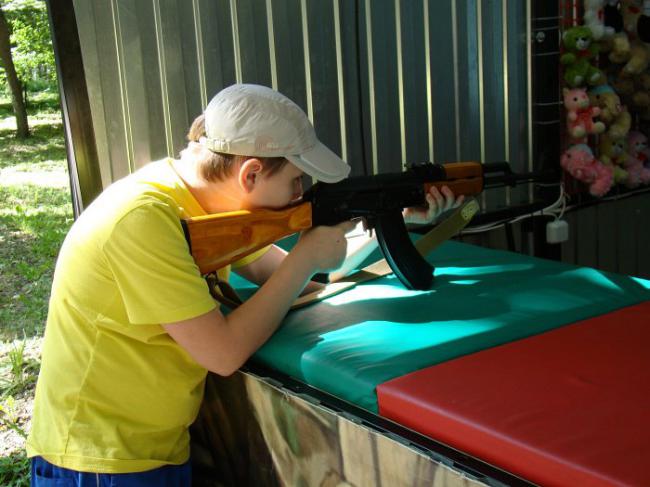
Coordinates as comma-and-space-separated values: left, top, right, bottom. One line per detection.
238, 158, 263, 193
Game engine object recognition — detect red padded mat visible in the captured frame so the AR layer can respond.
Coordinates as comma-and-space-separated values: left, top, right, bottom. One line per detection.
377, 301, 650, 487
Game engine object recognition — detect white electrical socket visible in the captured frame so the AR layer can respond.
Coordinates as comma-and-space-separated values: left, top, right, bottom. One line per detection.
546, 219, 569, 244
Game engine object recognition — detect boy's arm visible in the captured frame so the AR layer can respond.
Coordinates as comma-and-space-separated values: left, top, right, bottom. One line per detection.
164, 221, 355, 376
235, 244, 323, 295
234, 244, 289, 286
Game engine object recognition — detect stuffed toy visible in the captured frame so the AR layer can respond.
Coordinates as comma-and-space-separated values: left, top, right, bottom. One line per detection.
621, 40, 650, 75
588, 84, 632, 138
610, 41, 650, 76
561, 26, 605, 86
611, 0, 650, 75
609, 70, 637, 105
606, 31, 633, 64
610, 69, 636, 97
585, 0, 616, 39
628, 71, 650, 103
561, 144, 614, 196
609, 70, 650, 119
628, 129, 650, 163
564, 87, 606, 139
599, 133, 630, 183
621, 0, 650, 42
625, 130, 650, 185
622, 155, 648, 186
606, 1, 637, 64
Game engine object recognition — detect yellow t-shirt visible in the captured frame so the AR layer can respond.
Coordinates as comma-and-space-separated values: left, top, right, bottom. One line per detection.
26, 158, 266, 473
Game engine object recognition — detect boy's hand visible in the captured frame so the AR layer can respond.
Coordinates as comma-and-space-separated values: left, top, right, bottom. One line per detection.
403, 185, 465, 225
294, 220, 356, 273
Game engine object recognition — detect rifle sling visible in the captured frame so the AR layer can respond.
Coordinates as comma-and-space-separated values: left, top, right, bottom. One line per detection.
206, 198, 479, 311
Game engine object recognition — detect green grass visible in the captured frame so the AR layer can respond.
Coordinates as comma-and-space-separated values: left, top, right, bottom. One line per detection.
0, 120, 66, 171
0, 89, 60, 117
0, 452, 30, 487
0, 95, 71, 341
0, 90, 63, 170
0, 184, 72, 340
0, 94, 66, 172
1, 340, 40, 398
0, 93, 70, 485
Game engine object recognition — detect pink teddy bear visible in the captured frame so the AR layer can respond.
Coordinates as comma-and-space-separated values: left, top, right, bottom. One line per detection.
624, 131, 650, 187
561, 144, 614, 196
563, 87, 606, 139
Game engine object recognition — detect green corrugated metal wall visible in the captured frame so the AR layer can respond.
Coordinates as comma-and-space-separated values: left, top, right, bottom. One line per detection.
72, 0, 531, 204
68, 0, 650, 279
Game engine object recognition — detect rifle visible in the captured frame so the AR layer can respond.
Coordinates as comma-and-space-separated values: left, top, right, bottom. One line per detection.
182, 161, 509, 290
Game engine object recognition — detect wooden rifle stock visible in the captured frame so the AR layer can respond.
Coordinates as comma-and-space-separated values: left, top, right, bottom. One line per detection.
182, 203, 312, 275
182, 162, 484, 276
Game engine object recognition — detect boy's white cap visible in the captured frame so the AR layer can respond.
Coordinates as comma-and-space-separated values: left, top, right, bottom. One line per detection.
202, 84, 350, 183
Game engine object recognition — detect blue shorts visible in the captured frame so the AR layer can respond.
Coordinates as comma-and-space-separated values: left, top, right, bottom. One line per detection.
30, 456, 191, 487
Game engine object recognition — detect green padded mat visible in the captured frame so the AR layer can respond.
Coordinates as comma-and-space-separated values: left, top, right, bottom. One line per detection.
230, 240, 650, 413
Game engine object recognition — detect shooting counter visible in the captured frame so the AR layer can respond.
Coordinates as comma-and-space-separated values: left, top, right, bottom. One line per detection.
190, 238, 650, 487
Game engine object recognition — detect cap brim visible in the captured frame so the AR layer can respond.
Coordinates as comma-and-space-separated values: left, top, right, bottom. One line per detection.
286, 141, 350, 183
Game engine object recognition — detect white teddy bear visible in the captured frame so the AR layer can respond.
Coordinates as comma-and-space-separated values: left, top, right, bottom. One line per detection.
584, 0, 616, 40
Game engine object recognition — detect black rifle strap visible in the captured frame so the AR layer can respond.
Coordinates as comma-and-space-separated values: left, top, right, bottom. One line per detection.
206, 272, 243, 309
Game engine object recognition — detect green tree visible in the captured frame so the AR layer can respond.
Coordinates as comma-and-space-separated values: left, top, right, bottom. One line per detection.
0, 0, 56, 138
0, 3, 29, 137
5, 0, 55, 87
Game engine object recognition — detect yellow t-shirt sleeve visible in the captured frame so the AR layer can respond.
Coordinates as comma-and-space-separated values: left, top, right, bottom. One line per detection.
103, 202, 216, 324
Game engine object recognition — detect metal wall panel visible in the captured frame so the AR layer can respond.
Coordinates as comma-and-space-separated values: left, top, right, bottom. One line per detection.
558, 193, 650, 279
72, 0, 531, 189
68, 0, 650, 278
560, 211, 575, 264
575, 206, 598, 269
70, 0, 112, 188
336, 1, 365, 176
617, 198, 641, 277
638, 201, 650, 277
595, 202, 618, 274
426, 1, 456, 165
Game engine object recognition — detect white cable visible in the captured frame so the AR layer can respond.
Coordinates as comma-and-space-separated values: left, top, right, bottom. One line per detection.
460, 183, 567, 235
461, 183, 650, 236
559, 185, 650, 214
557, 184, 567, 220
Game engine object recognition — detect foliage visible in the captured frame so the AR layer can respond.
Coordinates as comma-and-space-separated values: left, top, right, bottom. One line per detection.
0, 396, 27, 438
0, 349, 34, 486
1, 0, 56, 92
1, 341, 39, 397
7, 343, 24, 381
0, 451, 29, 487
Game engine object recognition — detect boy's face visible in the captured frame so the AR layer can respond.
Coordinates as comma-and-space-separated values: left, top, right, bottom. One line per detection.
245, 161, 305, 210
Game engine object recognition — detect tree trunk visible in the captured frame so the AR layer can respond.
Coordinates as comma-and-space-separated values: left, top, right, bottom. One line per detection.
0, 6, 29, 138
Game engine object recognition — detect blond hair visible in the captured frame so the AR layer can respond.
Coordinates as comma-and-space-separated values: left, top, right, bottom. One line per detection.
184, 114, 288, 181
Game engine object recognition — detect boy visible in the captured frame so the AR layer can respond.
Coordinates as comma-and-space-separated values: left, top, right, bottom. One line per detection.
27, 84, 461, 486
